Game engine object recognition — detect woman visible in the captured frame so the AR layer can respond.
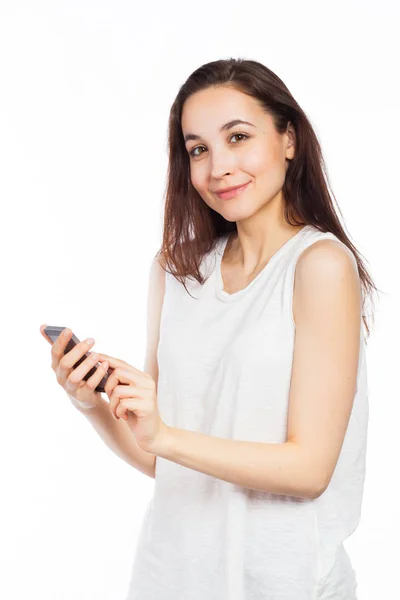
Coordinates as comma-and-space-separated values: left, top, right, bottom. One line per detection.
42, 58, 379, 599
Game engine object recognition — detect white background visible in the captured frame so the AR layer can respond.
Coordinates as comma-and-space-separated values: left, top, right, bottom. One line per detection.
0, 1, 399, 598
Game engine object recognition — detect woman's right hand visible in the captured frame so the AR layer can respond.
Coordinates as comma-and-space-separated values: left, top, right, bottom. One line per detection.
40, 325, 110, 409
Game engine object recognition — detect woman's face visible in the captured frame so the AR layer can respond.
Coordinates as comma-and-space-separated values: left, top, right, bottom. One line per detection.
181, 86, 295, 222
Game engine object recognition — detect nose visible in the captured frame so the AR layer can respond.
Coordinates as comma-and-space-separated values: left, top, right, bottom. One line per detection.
210, 153, 236, 180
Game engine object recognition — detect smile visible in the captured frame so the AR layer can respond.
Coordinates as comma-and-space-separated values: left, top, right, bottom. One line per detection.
215, 181, 251, 200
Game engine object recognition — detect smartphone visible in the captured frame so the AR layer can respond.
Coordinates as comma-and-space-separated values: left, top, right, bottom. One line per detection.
44, 325, 111, 393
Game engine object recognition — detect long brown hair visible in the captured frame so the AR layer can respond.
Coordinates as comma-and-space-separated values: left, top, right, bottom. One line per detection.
156, 57, 381, 341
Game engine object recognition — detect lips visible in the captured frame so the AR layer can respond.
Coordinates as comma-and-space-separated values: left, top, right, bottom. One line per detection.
215, 181, 251, 200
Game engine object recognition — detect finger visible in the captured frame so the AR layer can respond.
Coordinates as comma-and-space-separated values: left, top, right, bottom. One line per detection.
115, 402, 129, 421
40, 324, 53, 345
59, 338, 95, 372
104, 372, 119, 399
85, 360, 110, 391
109, 386, 140, 418
116, 398, 140, 419
95, 353, 128, 369
111, 385, 141, 399
67, 351, 102, 386
115, 403, 127, 419
105, 366, 142, 387
96, 354, 143, 377
107, 382, 123, 417
57, 338, 96, 386
50, 328, 74, 370
103, 368, 139, 398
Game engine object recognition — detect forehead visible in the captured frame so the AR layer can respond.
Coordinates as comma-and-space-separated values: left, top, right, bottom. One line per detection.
181, 86, 265, 133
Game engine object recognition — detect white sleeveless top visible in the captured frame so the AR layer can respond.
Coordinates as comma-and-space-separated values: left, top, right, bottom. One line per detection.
125, 224, 369, 600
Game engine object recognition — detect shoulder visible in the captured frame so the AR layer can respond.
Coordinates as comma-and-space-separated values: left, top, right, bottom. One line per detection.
296, 238, 359, 277
148, 252, 166, 296
154, 251, 167, 270
293, 239, 361, 324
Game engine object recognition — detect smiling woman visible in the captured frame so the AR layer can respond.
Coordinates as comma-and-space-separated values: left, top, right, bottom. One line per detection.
122, 58, 379, 600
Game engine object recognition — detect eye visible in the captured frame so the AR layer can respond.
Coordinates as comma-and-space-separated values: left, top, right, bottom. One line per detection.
188, 132, 249, 158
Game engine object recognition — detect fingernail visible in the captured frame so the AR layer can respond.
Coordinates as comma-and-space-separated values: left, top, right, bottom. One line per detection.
86, 338, 95, 345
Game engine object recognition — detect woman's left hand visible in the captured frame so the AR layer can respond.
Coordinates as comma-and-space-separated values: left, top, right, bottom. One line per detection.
96, 352, 170, 456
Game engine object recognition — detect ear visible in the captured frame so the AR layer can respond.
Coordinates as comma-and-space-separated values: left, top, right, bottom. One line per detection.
285, 122, 296, 161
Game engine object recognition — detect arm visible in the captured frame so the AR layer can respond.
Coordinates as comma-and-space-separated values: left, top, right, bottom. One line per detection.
73, 252, 166, 479
160, 430, 318, 498
158, 240, 362, 499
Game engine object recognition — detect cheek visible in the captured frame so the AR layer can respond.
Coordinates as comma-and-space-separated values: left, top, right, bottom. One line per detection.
189, 173, 214, 209
189, 166, 206, 192
247, 146, 286, 184
243, 144, 274, 173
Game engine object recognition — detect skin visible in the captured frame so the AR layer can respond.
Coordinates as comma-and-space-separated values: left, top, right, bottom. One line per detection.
181, 85, 305, 285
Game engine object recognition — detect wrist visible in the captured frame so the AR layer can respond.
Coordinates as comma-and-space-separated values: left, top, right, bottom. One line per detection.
67, 392, 99, 411
152, 423, 174, 458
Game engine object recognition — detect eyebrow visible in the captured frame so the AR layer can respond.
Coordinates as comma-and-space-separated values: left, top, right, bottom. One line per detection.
183, 119, 256, 143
